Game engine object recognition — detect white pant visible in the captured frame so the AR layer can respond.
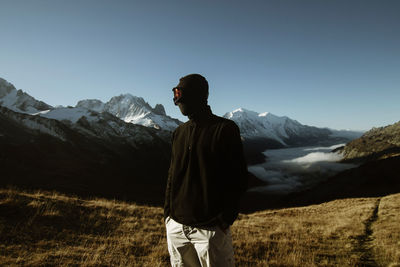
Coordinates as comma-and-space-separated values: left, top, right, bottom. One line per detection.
165, 216, 235, 267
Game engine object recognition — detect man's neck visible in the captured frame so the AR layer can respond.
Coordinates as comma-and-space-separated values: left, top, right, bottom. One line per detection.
188, 105, 213, 123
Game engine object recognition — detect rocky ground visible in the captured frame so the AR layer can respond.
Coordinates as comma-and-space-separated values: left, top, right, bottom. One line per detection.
339, 121, 400, 163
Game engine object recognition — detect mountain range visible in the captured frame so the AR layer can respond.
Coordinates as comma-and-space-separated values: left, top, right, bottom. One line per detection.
0, 78, 52, 114
0, 78, 362, 147
0, 78, 172, 204
75, 95, 181, 131
0, 77, 380, 206
223, 108, 362, 164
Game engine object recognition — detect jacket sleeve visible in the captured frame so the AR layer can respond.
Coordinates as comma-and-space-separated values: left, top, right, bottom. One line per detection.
164, 130, 175, 219
220, 121, 248, 225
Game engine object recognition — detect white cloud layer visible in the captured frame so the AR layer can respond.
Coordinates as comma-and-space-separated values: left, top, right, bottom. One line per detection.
284, 151, 343, 164
248, 144, 356, 194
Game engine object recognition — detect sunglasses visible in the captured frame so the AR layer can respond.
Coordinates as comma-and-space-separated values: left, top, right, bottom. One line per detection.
172, 87, 183, 105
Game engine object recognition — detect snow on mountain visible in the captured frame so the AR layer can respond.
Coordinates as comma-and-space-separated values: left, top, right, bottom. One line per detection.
69, 111, 164, 144
76, 94, 181, 131
74, 99, 105, 112
0, 78, 52, 114
0, 78, 173, 145
37, 107, 99, 124
0, 78, 180, 132
1, 77, 360, 145
1, 103, 169, 147
224, 108, 363, 148
0, 105, 69, 141
32, 106, 169, 143
224, 108, 305, 145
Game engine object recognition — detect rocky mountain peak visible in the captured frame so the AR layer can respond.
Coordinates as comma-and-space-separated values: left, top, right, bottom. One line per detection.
73, 93, 180, 131
153, 104, 166, 116
0, 78, 16, 97
0, 78, 52, 113
76, 99, 105, 112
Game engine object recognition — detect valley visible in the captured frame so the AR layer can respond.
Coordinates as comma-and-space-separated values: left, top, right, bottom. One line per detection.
1, 77, 400, 266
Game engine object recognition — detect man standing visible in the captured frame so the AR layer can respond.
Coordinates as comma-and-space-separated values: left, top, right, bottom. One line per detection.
164, 74, 248, 266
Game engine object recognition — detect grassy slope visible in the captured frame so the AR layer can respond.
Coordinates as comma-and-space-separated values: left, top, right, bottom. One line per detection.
372, 193, 400, 267
0, 188, 399, 267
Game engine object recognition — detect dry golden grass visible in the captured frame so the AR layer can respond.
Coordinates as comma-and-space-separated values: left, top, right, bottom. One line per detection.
372, 194, 400, 267
0, 188, 168, 266
232, 198, 378, 266
0, 187, 399, 266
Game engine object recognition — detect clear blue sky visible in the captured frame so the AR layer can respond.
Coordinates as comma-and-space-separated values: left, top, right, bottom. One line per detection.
1, 0, 399, 131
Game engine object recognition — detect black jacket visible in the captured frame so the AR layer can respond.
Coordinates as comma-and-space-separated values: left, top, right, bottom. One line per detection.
164, 107, 248, 227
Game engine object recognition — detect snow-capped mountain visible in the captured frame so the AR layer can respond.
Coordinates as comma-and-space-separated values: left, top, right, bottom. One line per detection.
1, 104, 170, 150
0, 78, 180, 132
37, 107, 100, 124
0, 77, 360, 148
224, 108, 297, 144
0, 78, 52, 114
76, 94, 181, 131
223, 108, 363, 165
224, 108, 334, 146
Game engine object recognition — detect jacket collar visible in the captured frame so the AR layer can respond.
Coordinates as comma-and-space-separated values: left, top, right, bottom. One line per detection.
188, 105, 213, 125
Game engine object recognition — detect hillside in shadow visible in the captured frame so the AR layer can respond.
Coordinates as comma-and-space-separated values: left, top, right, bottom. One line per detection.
0, 107, 171, 206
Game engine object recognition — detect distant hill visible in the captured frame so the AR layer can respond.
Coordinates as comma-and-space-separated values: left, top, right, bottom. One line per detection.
338, 120, 400, 163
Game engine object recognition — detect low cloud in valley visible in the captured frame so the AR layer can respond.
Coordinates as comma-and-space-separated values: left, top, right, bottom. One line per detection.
248, 144, 356, 194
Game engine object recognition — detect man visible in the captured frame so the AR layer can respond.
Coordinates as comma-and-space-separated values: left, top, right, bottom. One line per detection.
164, 74, 248, 266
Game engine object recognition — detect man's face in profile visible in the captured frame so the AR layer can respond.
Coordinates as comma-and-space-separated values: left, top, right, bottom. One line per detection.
175, 87, 200, 117
173, 78, 207, 117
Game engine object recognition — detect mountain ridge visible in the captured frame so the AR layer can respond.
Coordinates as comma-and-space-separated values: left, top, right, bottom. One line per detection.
223, 107, 362, 146
0, 78, 52, 114
0, 77, 181, 132
76, 94, 181, 131
223, 107, 363, 164
1, 77, 400, 223
0, 77, 366, 167
337, 120, 400, 163
1, 77, 363, 145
